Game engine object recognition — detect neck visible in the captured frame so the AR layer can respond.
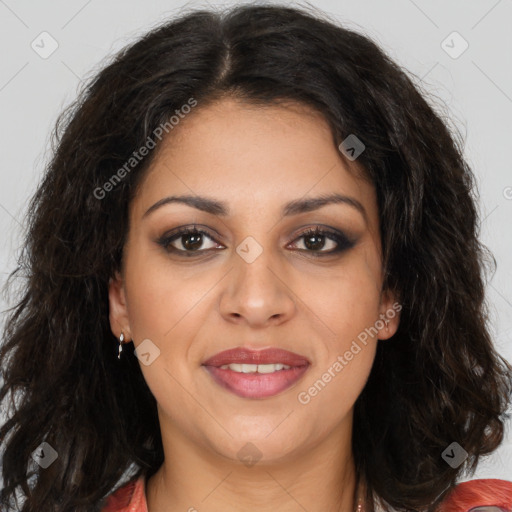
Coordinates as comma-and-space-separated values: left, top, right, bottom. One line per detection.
146, 411, 359, 512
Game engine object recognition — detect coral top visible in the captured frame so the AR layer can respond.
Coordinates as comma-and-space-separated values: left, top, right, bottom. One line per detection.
102, 475, 148, 512
101, 476, 512, 512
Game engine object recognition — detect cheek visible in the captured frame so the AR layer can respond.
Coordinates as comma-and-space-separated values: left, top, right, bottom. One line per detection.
296, 275, 379, 421
297, 257, 383, 347
124, 248, 211, 341
296, 343, 376, 438
122, 255, 204, 414
292, 256, 381, 409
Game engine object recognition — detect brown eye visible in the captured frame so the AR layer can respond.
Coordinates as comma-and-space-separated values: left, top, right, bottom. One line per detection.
174, 231, 209, 251
156, 225, 356, 258
157, 226, 222, 255
289, 226, 355, 256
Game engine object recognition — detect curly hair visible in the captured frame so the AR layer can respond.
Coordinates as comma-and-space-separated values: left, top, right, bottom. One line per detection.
1, 4, 511, 512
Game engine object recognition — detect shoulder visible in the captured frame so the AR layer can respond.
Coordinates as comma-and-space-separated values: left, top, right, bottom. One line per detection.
438, 479, 512, 512
101, 475, 148, 512
99, 476, 512, 512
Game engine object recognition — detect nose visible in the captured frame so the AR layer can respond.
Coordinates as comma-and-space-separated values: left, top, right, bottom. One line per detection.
218, 243, 297, 328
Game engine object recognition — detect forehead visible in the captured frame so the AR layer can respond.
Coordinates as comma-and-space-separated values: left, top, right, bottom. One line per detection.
132, 97, 377, 222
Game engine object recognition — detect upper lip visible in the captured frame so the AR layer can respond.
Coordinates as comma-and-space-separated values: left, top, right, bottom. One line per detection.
202, 347, 310, 367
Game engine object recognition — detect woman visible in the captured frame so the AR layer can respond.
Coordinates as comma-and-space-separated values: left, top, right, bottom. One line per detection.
1, 4, 511, 512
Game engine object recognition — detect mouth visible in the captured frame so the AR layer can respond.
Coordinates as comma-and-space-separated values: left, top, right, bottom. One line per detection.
202, 347, 311, 399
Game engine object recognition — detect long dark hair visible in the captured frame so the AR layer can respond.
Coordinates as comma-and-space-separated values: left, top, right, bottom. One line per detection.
1, 4, 511, 511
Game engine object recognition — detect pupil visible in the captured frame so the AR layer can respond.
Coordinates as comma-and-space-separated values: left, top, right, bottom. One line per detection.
305, 234, 324, 250
183, 233, 203, 250
180, 232, 327, 251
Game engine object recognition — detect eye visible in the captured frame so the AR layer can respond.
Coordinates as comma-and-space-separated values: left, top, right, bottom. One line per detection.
156, 225, 355, 258
157, 225, 222, 256
288, 226, 355, 256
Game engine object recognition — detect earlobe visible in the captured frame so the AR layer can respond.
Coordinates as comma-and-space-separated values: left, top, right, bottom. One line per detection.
377, 290, 401, 340
108, 271, 132, 341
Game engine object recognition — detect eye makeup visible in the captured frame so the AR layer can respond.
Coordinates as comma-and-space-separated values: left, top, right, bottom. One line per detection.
155, 223, 357, 258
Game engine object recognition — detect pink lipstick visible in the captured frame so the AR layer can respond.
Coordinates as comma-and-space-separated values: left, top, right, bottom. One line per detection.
202, 347, 310, 399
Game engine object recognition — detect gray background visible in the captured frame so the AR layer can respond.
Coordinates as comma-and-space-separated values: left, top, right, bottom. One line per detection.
1, 0, 511, 481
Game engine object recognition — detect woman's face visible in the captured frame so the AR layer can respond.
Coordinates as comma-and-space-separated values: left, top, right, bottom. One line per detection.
109, 97, 400, 464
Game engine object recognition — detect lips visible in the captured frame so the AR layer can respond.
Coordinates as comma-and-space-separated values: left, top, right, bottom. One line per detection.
202, 347, 310, 399
202, 347, 310, 367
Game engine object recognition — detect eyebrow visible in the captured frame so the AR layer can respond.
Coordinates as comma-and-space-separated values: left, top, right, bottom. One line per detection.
143, 193, 367, 222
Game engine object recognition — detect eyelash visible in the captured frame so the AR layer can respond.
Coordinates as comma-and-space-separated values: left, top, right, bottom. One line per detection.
156, 225, 355, 258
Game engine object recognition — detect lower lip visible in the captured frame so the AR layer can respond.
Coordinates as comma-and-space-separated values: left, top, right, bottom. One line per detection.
203, 365, 310, 399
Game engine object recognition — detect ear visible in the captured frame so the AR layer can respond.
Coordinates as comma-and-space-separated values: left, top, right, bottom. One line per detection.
108, 271, 132, 341
376, 289, 401, 341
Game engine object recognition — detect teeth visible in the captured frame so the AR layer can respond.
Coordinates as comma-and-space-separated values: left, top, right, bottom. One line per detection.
218, 363, 292, 373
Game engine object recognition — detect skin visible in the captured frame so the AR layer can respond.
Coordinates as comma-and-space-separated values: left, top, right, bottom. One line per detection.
109, 97, 400, 512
